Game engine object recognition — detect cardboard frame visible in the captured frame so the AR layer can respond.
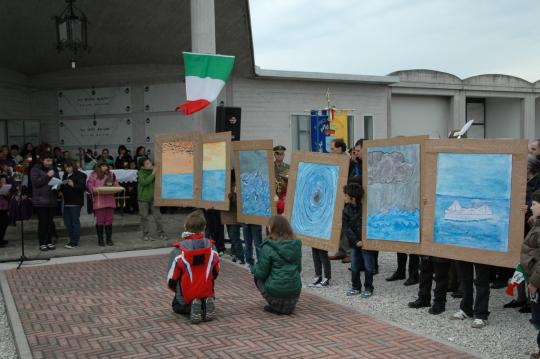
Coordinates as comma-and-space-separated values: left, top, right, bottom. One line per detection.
199, 132, 232, 211
362, 136, 428, 253
233, 140, 277, 225
421, 139, 527, 268
154, 132, 202, 207
284, 151, 350, 252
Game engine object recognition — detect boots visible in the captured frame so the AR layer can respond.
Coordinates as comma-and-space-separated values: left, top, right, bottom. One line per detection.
105, 225, 113, 246
96, 225, 105, 247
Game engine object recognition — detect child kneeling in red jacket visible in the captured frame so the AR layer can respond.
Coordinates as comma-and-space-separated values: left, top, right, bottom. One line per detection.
167, 210, 220, 324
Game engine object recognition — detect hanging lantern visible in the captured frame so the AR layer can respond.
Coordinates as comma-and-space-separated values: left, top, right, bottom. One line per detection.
54, 0, 88, 67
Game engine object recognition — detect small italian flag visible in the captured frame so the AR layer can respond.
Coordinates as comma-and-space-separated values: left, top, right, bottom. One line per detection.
506, 263, 528, 296
176, 52, 235, 116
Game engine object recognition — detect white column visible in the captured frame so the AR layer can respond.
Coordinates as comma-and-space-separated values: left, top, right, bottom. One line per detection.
190, 0, 216, 133
450, 93, 466, 133
522, 95, 535, 140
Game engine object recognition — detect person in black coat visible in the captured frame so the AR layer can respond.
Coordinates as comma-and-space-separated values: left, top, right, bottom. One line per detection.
60, 159, 87, 248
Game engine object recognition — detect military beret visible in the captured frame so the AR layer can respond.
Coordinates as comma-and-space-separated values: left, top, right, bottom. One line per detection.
273, 145, 286, 152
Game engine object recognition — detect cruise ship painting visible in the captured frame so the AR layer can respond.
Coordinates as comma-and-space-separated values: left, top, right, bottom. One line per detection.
444, 201, 494, 221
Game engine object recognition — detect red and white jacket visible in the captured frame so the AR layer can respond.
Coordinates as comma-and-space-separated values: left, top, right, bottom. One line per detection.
167, 233, 220, 304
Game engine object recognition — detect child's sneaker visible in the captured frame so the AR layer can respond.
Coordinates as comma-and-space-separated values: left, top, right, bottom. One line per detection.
315, 278, 330, 288
203, 297, 215, 322
346, 288, 361, 296
47, 243, 56, 250
451, 309, 469, 320
471, 318, 488, 328
360, 290, 373, 298
308, 276, 322, 288
190, 299, 203, 324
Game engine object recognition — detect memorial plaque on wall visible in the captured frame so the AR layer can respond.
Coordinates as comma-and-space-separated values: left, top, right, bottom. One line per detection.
143, 83, 185, 113
58, 87, 132, 116
59, 118, 133, 146
144, 115, 198, 144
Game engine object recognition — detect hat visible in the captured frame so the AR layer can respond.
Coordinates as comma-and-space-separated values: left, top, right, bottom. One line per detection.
273, 145, 286, 152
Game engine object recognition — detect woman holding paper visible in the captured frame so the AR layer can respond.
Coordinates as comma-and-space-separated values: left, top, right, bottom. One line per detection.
87, 160, 119, 246
30, 151, 59, 251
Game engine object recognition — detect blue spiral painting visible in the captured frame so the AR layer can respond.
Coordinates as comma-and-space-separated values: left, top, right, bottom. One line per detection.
291, 162, 339, 240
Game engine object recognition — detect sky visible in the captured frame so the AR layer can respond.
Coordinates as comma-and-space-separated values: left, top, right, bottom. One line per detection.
249, 0, 540, 82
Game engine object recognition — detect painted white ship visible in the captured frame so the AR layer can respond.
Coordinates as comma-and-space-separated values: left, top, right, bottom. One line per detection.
444, 201, 493, 221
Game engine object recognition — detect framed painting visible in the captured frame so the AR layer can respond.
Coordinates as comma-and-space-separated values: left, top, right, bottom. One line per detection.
199, 132, 231, 211
421, 139, 527, 267
284, 151, 350, 252
362, 136, 427, 253
154, 132, 202, 207
233, 140, 276, 225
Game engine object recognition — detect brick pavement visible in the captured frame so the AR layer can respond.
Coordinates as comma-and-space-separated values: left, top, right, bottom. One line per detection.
5, 256, 476, 358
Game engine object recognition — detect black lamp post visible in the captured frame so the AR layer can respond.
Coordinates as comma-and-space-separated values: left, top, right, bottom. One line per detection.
54, 0, 88, 69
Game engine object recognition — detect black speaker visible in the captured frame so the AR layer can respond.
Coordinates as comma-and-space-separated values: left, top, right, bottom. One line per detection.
216, 106, 241, 141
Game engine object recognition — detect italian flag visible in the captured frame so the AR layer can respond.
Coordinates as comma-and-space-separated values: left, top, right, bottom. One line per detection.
506, 264, 528, 296
176, 52, 235, 115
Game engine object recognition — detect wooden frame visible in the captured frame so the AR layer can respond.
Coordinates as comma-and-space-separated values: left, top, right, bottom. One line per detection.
362, 136, 427, 253
233, 140, 276, 225
421, 139, 527, 268
154, 132, 202, 207
199, 132, 232, 211
284, 151, 350, 252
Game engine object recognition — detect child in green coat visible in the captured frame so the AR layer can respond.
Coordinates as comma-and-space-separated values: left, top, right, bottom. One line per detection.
138, 159, 167, 241
251, 215, 302, 315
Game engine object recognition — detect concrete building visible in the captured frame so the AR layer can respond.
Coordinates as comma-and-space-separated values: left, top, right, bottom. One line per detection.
0, 0, 538, 162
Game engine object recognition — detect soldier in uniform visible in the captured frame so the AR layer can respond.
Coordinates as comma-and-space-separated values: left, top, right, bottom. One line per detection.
273, 145, 290, 195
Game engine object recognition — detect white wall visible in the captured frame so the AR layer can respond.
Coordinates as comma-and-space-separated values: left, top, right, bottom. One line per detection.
0, 68, 30, 119
390, 95, 450, 138
535, 97, 540, 140
485, 97, 522, 139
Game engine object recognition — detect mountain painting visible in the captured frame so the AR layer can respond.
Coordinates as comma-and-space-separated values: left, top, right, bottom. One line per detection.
434, 153, 512, 252
366, 144, 421, 243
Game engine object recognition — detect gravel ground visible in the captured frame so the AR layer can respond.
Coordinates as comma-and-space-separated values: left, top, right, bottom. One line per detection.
0, 286, 17, 359
298, 248, 537, 359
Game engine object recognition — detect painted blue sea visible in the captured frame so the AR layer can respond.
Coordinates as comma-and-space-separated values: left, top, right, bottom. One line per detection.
202, 169, 226, 202
162, 173, 193, 199
434, 153, 512, 252
434, 195, 510, 252
239, 150, 272, 217
367, 208, 420, 242
291, 162, 339, 241
239, 172, 271, 217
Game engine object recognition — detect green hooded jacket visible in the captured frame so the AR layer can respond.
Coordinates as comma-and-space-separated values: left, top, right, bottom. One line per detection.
251, 239, 302, 298
137, 169, 155, 202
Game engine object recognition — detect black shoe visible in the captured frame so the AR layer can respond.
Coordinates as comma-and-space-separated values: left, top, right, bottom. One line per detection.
105, 225, 113, 246
404, 277, 419, 286
520, 303, 532, 313
408, 299, 430, 309
429, 306, 445, 315
503, 300, 526, 309
106, 239, 114, 246
491, 280, 507, 289
386, 272, 406, 282
47, 243, 56, 250
451, 291, 463, 299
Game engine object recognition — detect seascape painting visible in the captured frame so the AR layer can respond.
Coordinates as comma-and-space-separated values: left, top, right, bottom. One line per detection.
238, 150, 272, 217
434, 153, 512, 252
202, 141, 227, 202
366, 144, 420, 242
291, 162, 339, 240
161, 141, 194, 199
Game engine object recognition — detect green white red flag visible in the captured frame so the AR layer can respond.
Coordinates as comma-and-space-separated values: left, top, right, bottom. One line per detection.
506, 263, 528, 296
176, 52, 235, 115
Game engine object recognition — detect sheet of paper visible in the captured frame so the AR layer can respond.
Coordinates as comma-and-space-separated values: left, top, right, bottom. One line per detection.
48, 177, 62, 190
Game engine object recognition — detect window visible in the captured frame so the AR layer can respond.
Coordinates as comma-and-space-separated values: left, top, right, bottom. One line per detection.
466, 98, 485, 139
5, 120, 41, 147
364, 115, 374, 140
291, 113, 355, 151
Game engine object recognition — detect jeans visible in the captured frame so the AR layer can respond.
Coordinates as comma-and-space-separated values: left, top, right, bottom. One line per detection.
63, 205, 82, 246
205, 210, 225, 252
312, 248, 331, 279
418, 258, 450, 308
35, 207, 54, 246
351, 247, 375, 292
397, 253, 420, 279
227, 224, 244, 262
242, 224, 262, 265
139, 201, 165, 236
457, 261, 490, 320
